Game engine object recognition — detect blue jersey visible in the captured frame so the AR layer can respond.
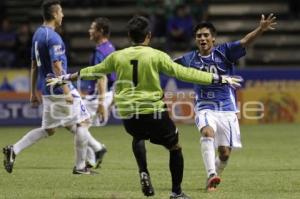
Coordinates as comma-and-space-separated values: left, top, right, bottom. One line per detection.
83, 41, 116, 95
31, 25, 74, 95
175, 41, 246, 112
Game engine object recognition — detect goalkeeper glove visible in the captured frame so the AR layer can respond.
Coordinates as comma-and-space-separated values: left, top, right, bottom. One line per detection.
46, 73, 71, 87
213, 74, 243, 89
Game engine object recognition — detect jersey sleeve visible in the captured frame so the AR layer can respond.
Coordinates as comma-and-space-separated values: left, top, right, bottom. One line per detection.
48, 35, 65, 63
93, 50, 105, 65
219, 41, 246, 62
158, 52, 213, 85
79, 53, 115, 80
173, 55, 188, 66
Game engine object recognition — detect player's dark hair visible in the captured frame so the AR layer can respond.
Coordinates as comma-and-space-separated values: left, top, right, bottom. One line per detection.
94, 17, 111, 37
127, 16, 151, 43
42, 0, 61, 21
193, 22, 217, 37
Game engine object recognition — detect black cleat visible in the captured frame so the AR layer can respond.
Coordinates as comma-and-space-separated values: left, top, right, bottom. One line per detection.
170, 192, 191, 199
3, 145, 16, 173
72, 166, 97, 175
140, 172, 155, 197
94, 146, 107, 169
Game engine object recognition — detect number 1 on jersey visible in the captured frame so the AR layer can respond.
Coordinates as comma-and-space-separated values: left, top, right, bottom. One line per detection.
130, 60, 138, 86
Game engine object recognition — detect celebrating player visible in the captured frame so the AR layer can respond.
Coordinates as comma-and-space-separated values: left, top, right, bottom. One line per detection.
82, 17, 116, 168
174, 14, 277, 191
3, 0, 101, 174
47, 16, 243, 198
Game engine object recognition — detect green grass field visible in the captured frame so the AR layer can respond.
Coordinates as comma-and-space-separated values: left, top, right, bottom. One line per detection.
1, 124, 300, 199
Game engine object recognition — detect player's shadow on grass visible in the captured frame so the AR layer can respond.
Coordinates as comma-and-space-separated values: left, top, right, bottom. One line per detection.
68, 197, 113, 199
67, 196, 132, 199
248, 168, 300, 172
184, 187, 207, 192
20, 166, 69, 170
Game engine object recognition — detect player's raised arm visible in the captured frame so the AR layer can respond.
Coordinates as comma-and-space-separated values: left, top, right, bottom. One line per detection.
240, 13, 277, 48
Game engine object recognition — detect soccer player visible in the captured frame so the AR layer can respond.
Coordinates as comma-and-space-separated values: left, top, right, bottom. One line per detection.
2, 0, 98, 175
174, 14, 277, 191
82, 17, 116, 168
47, 16, 242, 199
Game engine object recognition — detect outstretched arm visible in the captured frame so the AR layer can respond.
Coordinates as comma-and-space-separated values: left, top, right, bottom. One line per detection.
160, 54, 243, 88
240, 13, 277, 48
46, 58, 113, 86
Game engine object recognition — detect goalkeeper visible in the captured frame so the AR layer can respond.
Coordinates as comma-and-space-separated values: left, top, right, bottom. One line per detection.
47, 16, 242, 199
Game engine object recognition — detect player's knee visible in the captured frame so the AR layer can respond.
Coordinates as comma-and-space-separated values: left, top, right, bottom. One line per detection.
218, 147, 231, 161
79, 120, 90, 128
169, 143, 182, 151
45, 128, 55, 136
201, 126, 214, 137
219, 154, 230, 162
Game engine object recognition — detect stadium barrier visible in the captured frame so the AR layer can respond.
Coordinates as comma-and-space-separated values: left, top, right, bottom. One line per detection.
1, 68, 300, 125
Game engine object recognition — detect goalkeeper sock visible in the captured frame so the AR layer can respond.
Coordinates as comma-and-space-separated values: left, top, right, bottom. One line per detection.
13, 128, 48, 155
132, 139, 149, 174
169, 148, 183, 195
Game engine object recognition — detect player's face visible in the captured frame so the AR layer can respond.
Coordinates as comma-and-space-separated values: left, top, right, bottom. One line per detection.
54, 5, 64, 27
195, 27, 215, 55
89, 22, 101, 42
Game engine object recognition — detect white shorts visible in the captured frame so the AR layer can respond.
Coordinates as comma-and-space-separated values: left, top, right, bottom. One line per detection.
42, 89, 90, 129
195, 110, 242, 149
83, 91, 114, 126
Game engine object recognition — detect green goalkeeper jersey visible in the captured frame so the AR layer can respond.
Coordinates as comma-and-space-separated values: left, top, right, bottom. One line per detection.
79, 46, 213, 117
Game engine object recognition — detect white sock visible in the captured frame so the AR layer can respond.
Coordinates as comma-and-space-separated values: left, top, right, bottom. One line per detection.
86, 147, 96, 166
13, 128, 48, 155
200, 137, 216, 177
215, 156, 228, 176
70, 125, 103, 152
85, 129, 103, 152
75, 126, 88, 170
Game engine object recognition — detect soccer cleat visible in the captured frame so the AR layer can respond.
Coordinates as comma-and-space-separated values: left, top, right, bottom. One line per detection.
94, 146, 107, 169
140, 172, 155, 196
206, 173, 221, 192
170, 192, 191, 199
85, 161, 95, 169
73, 166, 92, 175
3, 145, 16, 173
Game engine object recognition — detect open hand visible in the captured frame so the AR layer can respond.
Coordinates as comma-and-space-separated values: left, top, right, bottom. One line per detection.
221, 75, 244, 89
46, 74, 70, 87
260, 13, 277, 32
30, 94, 40, 107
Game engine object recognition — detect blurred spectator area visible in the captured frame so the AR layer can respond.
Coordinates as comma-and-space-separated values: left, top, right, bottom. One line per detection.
3, 0, 300, 67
